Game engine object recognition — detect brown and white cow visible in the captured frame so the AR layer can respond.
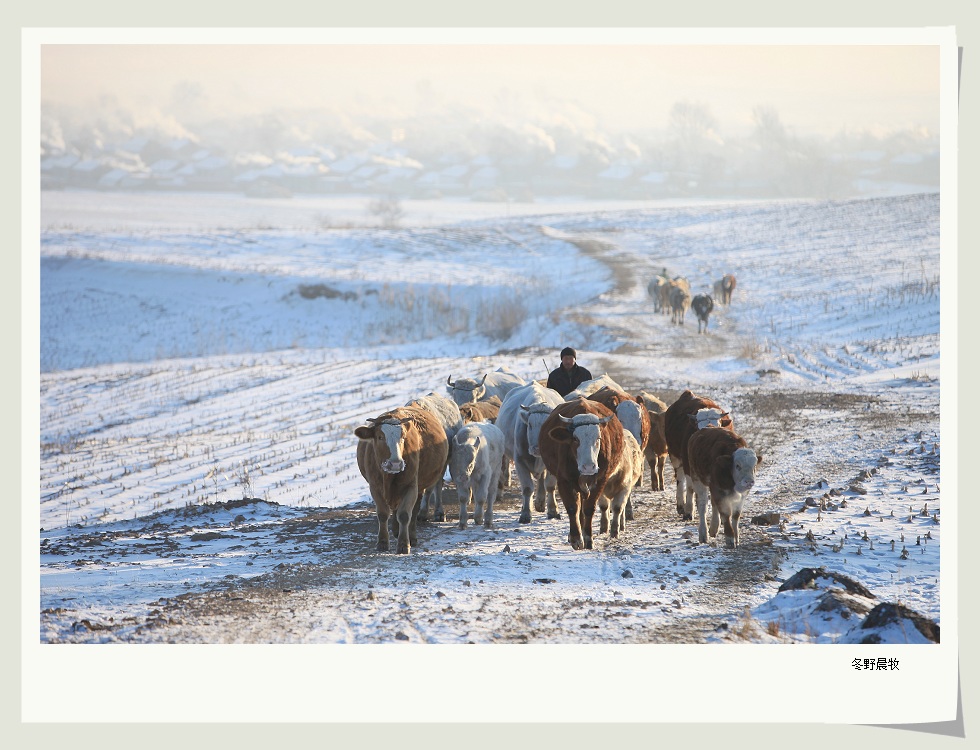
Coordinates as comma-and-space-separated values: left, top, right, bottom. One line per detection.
539, 397, 624, 550
597, 429, 644, 537
354, 406, 449, 554
588, 385, 651, 519
664, 390, 734, 521
687, 426, 762, 548
637, 391, 669, 491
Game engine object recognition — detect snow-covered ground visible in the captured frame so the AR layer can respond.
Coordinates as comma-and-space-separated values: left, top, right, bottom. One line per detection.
27, 190, 953, 724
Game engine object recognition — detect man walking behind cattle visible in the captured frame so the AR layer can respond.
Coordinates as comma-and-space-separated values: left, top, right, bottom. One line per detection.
546, 347, 593, 398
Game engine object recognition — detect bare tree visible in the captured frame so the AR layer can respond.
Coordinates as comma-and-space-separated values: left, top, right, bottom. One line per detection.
368, 195, 404, 228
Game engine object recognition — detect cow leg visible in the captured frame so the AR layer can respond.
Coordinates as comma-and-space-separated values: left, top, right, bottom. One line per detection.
500, 455, 511, 489
556, 478, 583, 550
372, 491, 391, 552
417, 490, 429, 522
394, 485, 418, 554
484, 476, 500, 530
544, 472, 561, 519
727, 497, 744, 549
457, 480, 471, 530
581, 499, 596, 550
533, 469, 547, 514
431, 476, 445, 522
670, 457, 690, 519
409, 494, 421, 548
692, 478, 710, 544
473, 474, 491, 528
624, 496, 634, 522
515, 458, 535, 524
598, 495, 610, 535
656, 455, 666, 491
609, 489, 628, 538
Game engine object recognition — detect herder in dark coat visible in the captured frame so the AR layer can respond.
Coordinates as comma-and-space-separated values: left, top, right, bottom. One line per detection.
546, 347, 593, 398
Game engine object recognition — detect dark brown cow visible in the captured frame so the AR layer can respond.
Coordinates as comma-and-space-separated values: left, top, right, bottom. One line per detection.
539, 398, 624, 550
687, 427, 762, 548
637, 391, 668, 491
458, 395, 502, 424
664, 390, 734, 521
354, 406, 449, 554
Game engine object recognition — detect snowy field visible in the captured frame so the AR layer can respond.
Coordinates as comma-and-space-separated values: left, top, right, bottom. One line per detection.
28, 189, 952, 723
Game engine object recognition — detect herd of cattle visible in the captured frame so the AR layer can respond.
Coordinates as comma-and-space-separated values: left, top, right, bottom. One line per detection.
647, 272, 736, 334
354, 357, 762, 555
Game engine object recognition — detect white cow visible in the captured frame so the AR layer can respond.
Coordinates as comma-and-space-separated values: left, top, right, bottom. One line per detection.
563, 374, 625, 402
448, 422, 506, 529
446, 367, 526, 406
496, 381, 565, 523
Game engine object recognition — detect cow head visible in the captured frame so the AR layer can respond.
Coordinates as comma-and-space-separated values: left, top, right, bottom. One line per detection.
446, 373, 488, 405
449, 433, 482, 483
715, 447, 761, 494
550, 413, 614, 476
354, 417, 413, 474
520, 403, 554, 457
693, 408, 732, 430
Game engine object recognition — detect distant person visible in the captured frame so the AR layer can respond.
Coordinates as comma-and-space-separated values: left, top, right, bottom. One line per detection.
546, 347, 593, 397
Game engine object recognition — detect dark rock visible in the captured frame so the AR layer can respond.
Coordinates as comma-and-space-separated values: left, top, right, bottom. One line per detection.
777, 567, 875, 598
859, 602, 940, 643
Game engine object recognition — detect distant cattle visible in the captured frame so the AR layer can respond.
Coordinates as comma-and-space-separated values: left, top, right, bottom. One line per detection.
713, 274, 736, 305
657, 275, 688, 316
664, 390, 734, 521
563, 373, 626, 402
447, 422, 506, 530
687, 426, 762, 548
669, 282, 692, 324
446, 367, 526, 406
405, 392, 463, 522
496, 381, 565, 523
647, 276, 668, 313
637, 391, 669, 491
539, 398, 625, 550
354, 406, 449, 554
691, 293, 714, 334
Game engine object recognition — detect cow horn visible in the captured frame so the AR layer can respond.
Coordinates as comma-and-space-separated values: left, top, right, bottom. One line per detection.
558, 414, 575, 424
599, 415, 614, 425
478, 373, 488, 386
447, 375, 456, 387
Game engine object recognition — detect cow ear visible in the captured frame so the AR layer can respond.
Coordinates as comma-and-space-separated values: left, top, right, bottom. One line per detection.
756, 452, 763, 466
548, 426, 573, 443
354, 426, 374, 440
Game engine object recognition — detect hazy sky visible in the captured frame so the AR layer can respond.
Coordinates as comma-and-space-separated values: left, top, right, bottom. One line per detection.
40, 42, 940, 137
